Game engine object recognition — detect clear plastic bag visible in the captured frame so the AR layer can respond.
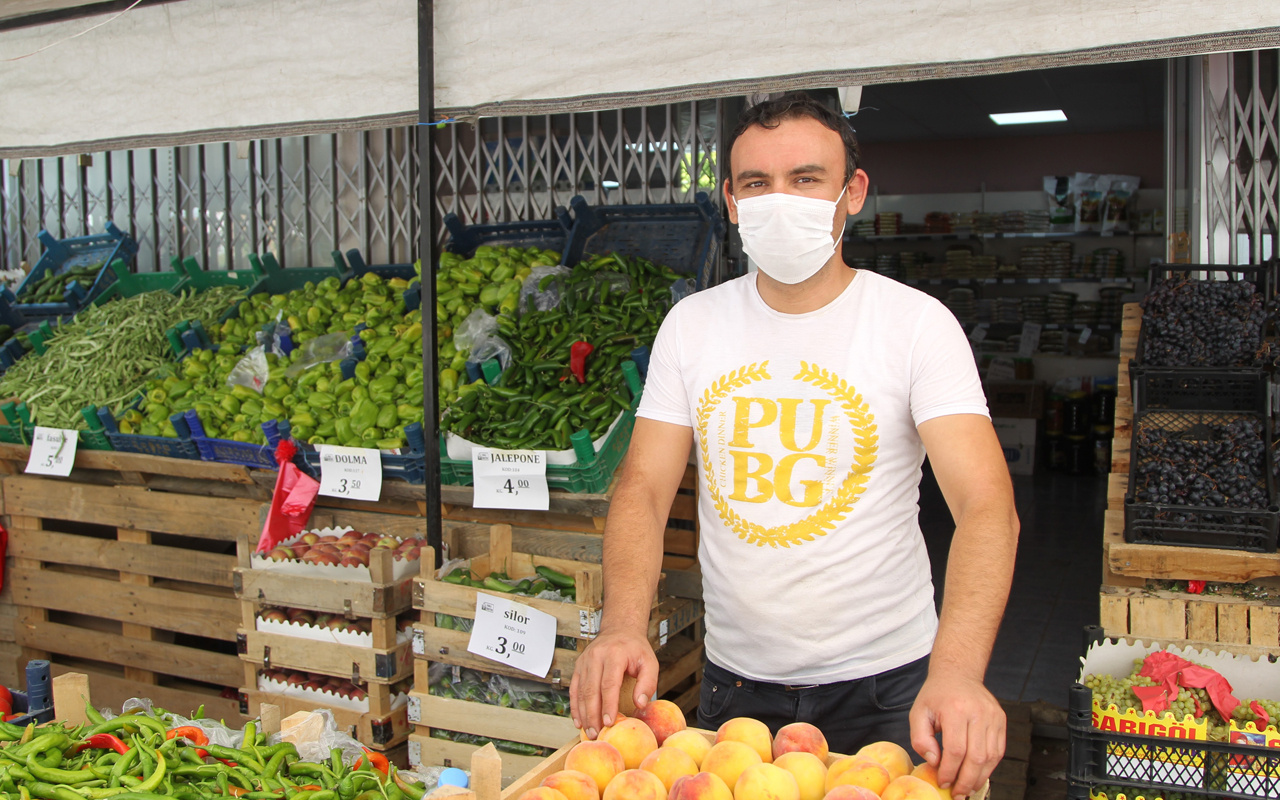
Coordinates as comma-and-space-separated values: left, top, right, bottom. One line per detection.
227, 345, 269, 394
469, 334, 511, 370
454, 308, 498, 352
275, 708, 366, 765
284, 332, 353, 379
519, 266, 571, 313
670, 278, 694, 304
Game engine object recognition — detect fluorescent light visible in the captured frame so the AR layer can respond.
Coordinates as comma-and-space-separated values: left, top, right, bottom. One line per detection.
989, 109, 1067, 125
602, 180, 620, 189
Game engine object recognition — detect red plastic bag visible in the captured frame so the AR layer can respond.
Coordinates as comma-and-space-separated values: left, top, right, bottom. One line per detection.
258, 440, 320, 554
1138, 650, 1239, 722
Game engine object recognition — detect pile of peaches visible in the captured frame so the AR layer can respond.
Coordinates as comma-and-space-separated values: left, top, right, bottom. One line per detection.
520, 702, 953, 800
263, 530, 425, 567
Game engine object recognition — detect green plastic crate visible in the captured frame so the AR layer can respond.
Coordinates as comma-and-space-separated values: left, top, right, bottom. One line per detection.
0, 402, 112, 450
176, 256, 264, 292
217, 252, 345, 324
89, 260, 186, 307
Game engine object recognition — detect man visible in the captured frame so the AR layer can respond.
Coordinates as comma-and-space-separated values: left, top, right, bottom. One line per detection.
570, 93, 1018, 800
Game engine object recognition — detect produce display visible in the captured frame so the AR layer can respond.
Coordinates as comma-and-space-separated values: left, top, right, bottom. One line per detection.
0, 286, 245, 430
1131, 416, 1269, 509
428, 728, 553, 758
17, 262, 103, 303
441, 252, 683, 451
526, 709, 952, 800
426, 665, 571, 717
436, 564, 580, 649
257, 606, 415, 637
138, 271, 423, 448
262, 530, 426, 567
1139, 278, 1270, 367
0, 703, 427, 800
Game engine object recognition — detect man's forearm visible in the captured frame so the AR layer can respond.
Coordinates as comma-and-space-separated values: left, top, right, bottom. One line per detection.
598, 477, 668, 637
931, 502, 1018, 681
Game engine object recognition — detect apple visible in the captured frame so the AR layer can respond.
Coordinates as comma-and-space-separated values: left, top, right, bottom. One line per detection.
267, 548, 292, 562
301, 533, 320, 545
286, 673, 308, 686
319, 535, 338, 543
325, 617, 347, 630
398, 546, 421, 561
290, 543, 311, 559
339, 555, 364, 568
260, 609, 288, 623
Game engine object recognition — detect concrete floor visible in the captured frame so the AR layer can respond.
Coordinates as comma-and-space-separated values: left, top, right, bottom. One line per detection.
919, 463, 1106, 707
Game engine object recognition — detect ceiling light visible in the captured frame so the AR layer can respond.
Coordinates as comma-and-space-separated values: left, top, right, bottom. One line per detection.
989, 109, 1068, 125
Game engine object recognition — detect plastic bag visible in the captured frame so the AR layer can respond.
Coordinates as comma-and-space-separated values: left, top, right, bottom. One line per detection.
256, 311, 291, 358
670, 278, 694, 304
276, 708, 366, 765
519, 266, 571, 313
227, 346, 269, 394
284, 332, 353, 379
1044, 175, 1074, 226
470, 333, 511, 370
1074, 173, 1105, 232
435, 556, 470, 581
1101, 175, 1140, 233
454, 308, 498, 352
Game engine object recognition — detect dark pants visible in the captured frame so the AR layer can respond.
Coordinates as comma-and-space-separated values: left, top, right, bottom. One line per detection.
697, 656, 930, 757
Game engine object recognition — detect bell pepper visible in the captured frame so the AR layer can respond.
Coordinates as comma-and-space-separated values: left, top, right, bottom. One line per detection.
334, 417, 354, 442
570, 341, 595, 384
352, 404, 379, 435
376, 404, 398, 430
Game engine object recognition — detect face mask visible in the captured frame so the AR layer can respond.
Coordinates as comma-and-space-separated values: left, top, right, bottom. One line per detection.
733, 185, 846, 285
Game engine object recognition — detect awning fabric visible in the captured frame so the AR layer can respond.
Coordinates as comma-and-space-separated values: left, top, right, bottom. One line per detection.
2, 0, 1278, 157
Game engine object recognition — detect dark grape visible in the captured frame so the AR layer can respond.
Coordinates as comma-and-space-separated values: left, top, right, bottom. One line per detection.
1140, 278, 1270, 367
1133, 415, 1268, 510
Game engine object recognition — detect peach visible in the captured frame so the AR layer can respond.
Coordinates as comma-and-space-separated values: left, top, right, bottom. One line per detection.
771, 723, 828, 762
541, 771, 600, 800
716, 718, 774, 763
600, 717, 660, 770
581, 713, 628, 742
664, 730, 713, 768
638, 746, 698, 792
669, 772, 735, 800
771, 752, 827, 800
820, 787, 881, 800
854, 742, 912, 782
517, 789, 569, 800
601, 769, 667, 800
880, 776, 943, 800
733, 763, 800, 800
908, 764, 951, 800
824, 758, 890, 797
701, 741, 762, 791
565, 741, 626, 795
633, 699, 687, 746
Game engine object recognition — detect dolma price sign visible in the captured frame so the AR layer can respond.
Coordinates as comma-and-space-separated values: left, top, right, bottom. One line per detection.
471, 448, 549, 510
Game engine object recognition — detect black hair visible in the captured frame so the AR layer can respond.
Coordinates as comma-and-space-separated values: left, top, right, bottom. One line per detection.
728, 92, 862, 187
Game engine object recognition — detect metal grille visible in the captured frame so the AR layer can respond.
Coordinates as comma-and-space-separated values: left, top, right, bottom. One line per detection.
1, 100, 721, 274
1202, 50, 1280, 265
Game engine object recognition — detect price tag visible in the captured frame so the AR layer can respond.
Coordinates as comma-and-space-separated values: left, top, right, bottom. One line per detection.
986, 357, 1017, 381
1018, 322, 1042, 357
968, 325, 988, 344
1079, 326, 1093, 345
317, 445, 382, 502
467, 593, 556, 677
25, 427, 78, 476
472, 448, 549, 510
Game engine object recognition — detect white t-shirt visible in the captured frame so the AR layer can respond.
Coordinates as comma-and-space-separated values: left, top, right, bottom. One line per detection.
637, 270, 989, 683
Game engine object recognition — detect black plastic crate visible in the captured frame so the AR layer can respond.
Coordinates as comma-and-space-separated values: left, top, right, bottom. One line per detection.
1125, 409, 1279, 552
1148, 261, 1280, 299
442, 209, 573, 260
1130, 366, 1271, 415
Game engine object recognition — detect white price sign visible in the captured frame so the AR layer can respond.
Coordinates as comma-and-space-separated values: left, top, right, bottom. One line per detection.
1017, 322, 1042, 357
25, 427, 78, 476
466, 593, 557, 677
317, 445, 382, 501
472, 448, 549, 510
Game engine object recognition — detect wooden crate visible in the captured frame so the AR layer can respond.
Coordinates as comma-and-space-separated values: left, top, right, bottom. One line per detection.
408, 733, 546, 786
4, 474, 251, 694
1099, 585, 1280, 656
241, 677, 410, 751
237, 621, 414, 684
234, 536, 414, 618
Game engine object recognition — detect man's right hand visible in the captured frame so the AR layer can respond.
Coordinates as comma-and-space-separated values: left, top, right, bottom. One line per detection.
569, 628, 659, 738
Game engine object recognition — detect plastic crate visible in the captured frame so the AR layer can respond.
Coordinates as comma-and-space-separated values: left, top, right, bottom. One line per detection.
8, 222, 139, 319
1148, 260, 1280, 299
96, 405, 201, 460
217, 252, 344, 324
339, 248, 418, 284
295, 421, 428, 484
1125, 409, 1279, 552
1130, 366, 1271, 415
443, 209, 572, 259
90, 259, 186, 306
185, 410, 291, 469
563, 193, 726, 288
0, 401, 112, 451
6, 660, 53, 726
174, 255, 263, 293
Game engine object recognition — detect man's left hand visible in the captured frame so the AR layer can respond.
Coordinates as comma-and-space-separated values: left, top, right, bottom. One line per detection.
908, 672, 1005, 799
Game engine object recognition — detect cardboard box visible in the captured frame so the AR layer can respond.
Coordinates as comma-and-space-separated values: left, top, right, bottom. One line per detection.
992, 417, 1037, 475
984, 380, 1045, 418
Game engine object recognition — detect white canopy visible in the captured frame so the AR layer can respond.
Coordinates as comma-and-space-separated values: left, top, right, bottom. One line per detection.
1, 0, 1277, 157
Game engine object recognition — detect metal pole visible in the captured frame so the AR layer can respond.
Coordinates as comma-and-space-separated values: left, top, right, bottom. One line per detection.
418, 0, 442, 563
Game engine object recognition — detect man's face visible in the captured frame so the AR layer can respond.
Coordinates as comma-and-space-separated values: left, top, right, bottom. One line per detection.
723, 116, 869, 243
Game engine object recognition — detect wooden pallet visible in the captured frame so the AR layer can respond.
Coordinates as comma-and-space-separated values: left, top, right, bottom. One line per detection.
4, 475, 250, 692
1099, 585, 1280, 656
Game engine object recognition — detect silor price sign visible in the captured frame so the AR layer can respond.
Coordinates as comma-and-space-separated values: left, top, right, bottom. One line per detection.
317, 445, 382, 502
466, 593, 556, 677
472, 448, 549, 510
25, 427, 78, 476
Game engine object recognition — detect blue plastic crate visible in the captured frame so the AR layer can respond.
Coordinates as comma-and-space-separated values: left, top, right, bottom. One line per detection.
563, 193, 725, 288
96, 406, 201, 461
185, 410, 292, 469
8, 222, 139, 319
0, 294, 30, 376
443, 209, 573, 260
7, 660, 53, 726
295, 421, 428, 484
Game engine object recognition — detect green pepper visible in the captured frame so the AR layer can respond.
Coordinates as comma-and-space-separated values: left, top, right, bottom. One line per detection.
307, 392, 336, 409
376, 404, 398, 430
351, 405, 379, 434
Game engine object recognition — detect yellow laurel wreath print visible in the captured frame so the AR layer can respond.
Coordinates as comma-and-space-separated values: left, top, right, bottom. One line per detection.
696, 360, 878, 548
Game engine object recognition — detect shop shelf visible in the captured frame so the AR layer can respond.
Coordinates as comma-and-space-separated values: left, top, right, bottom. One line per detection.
7, 223, 139, 320
1125, 409, 1279, 553
563, 192, 726, 288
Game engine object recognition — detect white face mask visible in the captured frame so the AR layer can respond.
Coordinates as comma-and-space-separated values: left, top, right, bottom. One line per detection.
733, 185, 846, 285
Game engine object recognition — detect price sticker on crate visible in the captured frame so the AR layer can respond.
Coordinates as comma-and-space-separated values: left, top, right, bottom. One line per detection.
25, 427, 78, 476
317, 445, 382, 502
472, 448, 549, 510
467, 593, 556, 678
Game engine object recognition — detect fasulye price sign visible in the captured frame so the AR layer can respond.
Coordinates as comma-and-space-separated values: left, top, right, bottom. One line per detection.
466, 593, 556, 677
317, 445, 382, 502
25, 427, 78, 476
471, 448, 549, 510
